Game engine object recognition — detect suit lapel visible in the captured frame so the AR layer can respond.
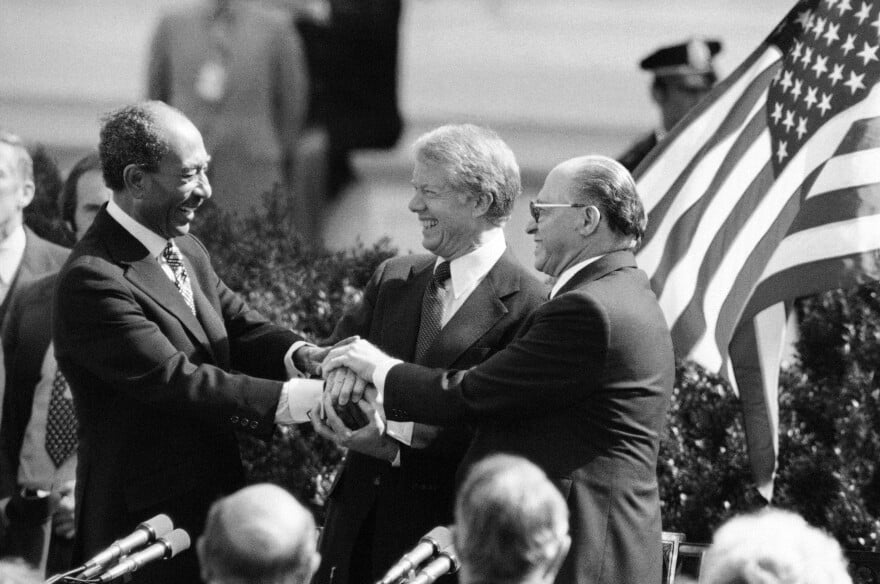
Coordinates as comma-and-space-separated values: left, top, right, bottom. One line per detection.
380, 259, 433, 362
420, 250, 519, 367
98, 211, 215, 358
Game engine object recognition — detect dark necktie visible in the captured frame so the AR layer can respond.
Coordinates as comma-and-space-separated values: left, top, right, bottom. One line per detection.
414, 261, 451, 363
45, 368, 78, 468
162, 242, 196, 315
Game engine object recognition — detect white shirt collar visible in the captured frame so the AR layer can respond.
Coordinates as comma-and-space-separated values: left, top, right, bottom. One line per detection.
0, 225, 27, 285
550, 255, 603, 299
436, 228, 506, 299
107, 198, 171, 260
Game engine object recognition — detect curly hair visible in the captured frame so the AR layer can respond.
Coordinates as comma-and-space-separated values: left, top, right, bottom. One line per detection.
413, 124, 521, 226
99, 101, 172, 192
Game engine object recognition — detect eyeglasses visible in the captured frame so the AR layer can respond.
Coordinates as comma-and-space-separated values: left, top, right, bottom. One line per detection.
529, 201, 588, 222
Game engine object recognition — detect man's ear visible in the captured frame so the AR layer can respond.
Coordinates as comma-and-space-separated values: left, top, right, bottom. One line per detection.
578, 205, 601, 236
542, 534, 571, 582
122, 164, 148, 198
472, 192, 493, 218
651, 83, 667, 107
19, 179, 35, 210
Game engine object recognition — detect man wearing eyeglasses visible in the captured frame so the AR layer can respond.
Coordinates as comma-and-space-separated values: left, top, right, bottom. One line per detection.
52, 101, 328, 584
309, 124, 545, 584
321, 155, 675, 584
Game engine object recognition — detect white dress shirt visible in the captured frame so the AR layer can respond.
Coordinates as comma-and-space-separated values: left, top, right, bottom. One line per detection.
549, 255, 602, 299
106, 199, 320, 423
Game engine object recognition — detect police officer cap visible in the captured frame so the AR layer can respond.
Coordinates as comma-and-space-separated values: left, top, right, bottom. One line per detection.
640, 38, 722, 89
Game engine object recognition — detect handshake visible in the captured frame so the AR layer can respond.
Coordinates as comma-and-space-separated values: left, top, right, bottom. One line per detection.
296, 337, 402, 462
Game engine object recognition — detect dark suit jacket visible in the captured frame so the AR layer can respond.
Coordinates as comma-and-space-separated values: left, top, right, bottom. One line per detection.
52, 209, 301, 584
0, 228, 68, 439
316, 250, 545, 584
383, 251, 675, 584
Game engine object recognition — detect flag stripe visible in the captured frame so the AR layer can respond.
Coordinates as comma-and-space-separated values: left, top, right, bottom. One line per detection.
676, 83, 880, 368
790, 181, 880, 234
649, 109, 771, 298
640, 65, 780, 259
637, 47, 783, 212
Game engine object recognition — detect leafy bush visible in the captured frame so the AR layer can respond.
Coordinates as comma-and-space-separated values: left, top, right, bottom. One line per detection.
192, 188, 396, 519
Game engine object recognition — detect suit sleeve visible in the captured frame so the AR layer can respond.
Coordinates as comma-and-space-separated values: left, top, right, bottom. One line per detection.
54, 261, 283, 436
385, 293, 608, 425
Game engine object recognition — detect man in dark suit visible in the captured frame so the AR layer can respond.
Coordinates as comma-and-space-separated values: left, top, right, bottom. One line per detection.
618, 38, 722, 172
0, 152, 111, 576
310, 124, 545, 584
322, 155, 675, 584
0, 132, 70, 424
52, 102, 325, 584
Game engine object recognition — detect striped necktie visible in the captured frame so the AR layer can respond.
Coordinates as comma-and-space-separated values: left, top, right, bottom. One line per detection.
414, 261, 451, 363
162, 241, 196, 315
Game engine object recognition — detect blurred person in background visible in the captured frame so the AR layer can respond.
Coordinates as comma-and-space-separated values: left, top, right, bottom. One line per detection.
198, 483, 321, 584
0, 152, 111, 577
701, 509, 851, 584
0, 132, 70, 422
618, 38, 722, 173
455, 455, 570, 584
147, 0, 310, 229
25, 146, 72, 248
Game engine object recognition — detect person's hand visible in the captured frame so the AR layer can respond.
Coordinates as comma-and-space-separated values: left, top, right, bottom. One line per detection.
293, 336, 360, 377
311, 389, 395, 461
325, 367, 368, 405
321, 338, 388, 384
52, 482, 76, 540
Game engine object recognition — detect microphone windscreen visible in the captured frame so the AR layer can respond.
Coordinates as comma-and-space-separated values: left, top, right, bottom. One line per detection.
164, 529, 192, 557
424, 526, 454, 549
143, 514, 174, 538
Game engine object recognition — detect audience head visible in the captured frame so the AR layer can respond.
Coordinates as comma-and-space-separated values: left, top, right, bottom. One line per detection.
641, 38, 722, 132
0, 130, 36, 240
410, 124, 521, 260
60, 152, 112, 241
701, 509, 851, 584
198, 483, 320, 584
455, 455, 570, 584
0, 558, 40, 584
528, 155, 645, 276
99, 101, 211, 239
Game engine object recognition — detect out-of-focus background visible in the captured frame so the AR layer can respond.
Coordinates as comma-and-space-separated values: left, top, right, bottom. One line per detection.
1, 0, 791, 268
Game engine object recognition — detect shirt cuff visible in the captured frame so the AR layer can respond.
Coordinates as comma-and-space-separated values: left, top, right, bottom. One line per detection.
275, 379, 323, 423
284, 341, 314, 378
372, 357, 403, 396
386, 421, 413, 446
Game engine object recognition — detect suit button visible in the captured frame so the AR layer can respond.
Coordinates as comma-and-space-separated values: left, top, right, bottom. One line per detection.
250, 421, 258, 429
230, 416, 239, 423
373, 476, 381, 486
241, 418, 250, 426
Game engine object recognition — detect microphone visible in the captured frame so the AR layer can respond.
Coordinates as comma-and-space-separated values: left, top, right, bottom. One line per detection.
97, 528, 191, 582
78, 514, 174, 578
378, 526, 453, 584
406, 542, 460, 584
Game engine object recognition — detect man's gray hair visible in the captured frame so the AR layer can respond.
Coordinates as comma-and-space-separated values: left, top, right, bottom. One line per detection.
0, 130, 34, 183
455, 455, 569, 584
569, 155, 646, 246
414, 124, 521, 225
702, 509, 852, 584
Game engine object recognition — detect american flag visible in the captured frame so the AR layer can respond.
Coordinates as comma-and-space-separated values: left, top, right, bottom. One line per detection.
634, 0, 880, 498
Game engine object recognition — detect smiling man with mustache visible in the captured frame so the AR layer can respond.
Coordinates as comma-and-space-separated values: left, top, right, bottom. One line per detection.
53, 101, 325, 584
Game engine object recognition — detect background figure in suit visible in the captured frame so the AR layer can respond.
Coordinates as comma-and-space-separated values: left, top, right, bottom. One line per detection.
0, 152, 111, 576
617, 38, 722, 172
53, 101, 325, 584
311, 124, 545, 584
455, 455, 570, 584
0, 132, 69, 425
322, 155, 675, 584
197, 484, 321, 584
147, 0, 309, 222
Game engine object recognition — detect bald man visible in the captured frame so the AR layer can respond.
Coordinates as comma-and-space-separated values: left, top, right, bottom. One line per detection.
198, 484, 321, 584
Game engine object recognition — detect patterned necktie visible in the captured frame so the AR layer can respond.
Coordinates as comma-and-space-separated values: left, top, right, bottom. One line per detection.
162, 242, 196, 315
414, 261, 451, 363
45, 369, 78, 468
